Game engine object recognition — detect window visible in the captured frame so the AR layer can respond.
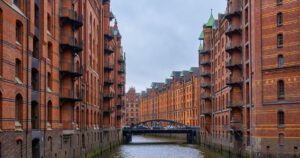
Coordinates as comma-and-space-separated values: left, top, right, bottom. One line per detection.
15, 59, 22, 80
278, 80, 285, 98
31, 101, 39, 129
278, 55, 283, 67
16, 21, 22, 44
15, 94, 23, 123
277, 34, 283, 48
47, 101, 52, 124
47, 42, 53, 61
31, 69, 39, 91
278, 111, 285, 127
279, 133, 284, 146
277, 12, 282, 26
277, 0, 283, 5
47, 72, 52, 89
33, 37, 39, 58
13, 0, 19, 7
47, 14, 51, 33
34, 5, 39, 28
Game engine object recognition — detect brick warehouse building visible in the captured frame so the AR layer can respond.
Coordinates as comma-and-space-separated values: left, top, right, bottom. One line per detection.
0, 0, 126, 157
198, 0, 300, 157
139, 67, 201, 127
125, 87, 139, 126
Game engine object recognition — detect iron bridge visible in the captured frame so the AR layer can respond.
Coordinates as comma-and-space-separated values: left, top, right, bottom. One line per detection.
122, 119, 199, 144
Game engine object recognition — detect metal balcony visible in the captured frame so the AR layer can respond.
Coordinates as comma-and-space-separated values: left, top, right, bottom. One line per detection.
118, 58, 125, 63
60, 88, 82, 102
225, 24, 242, 36
60, 33, 83, 54
226, 77, 243, 87
225, 59, 243, 70
104, 79, 114, 86
201, 110, 212, 116
104, 32, 114, 41
116, 100, 125, 107
200, 72, 211, 78
103, 105, 111, 114
200, 60, 212, 66
59, 7, 83, 29
104, 62, 114, 72
224, 7, 242, 20
201, 94, 212, 100
103, 91, 115, 99
199, 48, 212, 55
104, 43, 114, 54
227, 102, 243, 109
225, 42, 242, 54
200, 83, 211, 89
118, 68, 125, 74
118, 82, 125, 87
60, 61, 83, 78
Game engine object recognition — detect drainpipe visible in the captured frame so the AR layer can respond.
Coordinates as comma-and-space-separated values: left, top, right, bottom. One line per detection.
25, 0, 30, 157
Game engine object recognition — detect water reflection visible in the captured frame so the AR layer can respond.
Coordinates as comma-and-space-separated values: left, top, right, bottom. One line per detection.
102, 135, 231, 158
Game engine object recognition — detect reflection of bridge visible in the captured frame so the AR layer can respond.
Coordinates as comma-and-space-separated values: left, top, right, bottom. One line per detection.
122, 119, 199, 144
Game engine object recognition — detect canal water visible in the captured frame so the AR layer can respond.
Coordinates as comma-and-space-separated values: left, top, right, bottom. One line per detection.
102, 135, 231, 158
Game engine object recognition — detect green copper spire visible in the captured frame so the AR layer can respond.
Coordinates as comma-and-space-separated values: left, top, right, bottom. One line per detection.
206, 9, 215, 27
199, 31, 204, 40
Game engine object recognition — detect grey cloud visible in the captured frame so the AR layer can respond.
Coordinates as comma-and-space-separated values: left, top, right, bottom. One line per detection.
111, 0, 227, 92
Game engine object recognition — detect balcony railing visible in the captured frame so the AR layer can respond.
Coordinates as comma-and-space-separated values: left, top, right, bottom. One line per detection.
199, 48, 212, 55
201, 94, 212, 100
118, 58, 125, 63
200, 59, 212, 66
103, 90, 115, 99
104, 43, 114, 54
227, 101, 243, 109
200, 72, 211, 77
118, 81, 125, 87
118, 67, 125, 74
59, 7, 83, 29
225, 42, 242, 54
225, 6, 242, 20
226, 77, 243, 87
104, 32, 114, 41
104, 62, 114, 71
60, 33, 83, 53
225, 59, 243, 69
200, 83, 211, 89
60, 87, 82, 102
104, 79, 114, 86
225, 24, 242, 36
60, 60, 83, 77
201, 109, 212, 116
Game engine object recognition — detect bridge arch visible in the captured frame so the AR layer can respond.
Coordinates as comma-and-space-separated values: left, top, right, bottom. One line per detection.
136, 119, 188, 127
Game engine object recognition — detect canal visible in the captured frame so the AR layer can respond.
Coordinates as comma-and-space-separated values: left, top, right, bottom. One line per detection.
102, 135, 232, 158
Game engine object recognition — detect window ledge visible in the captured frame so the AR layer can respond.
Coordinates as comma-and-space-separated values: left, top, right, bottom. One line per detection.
15, 77, 23, 85
278, 125, 285, 128
15, 41, 22, 46
15, 121, 23, 132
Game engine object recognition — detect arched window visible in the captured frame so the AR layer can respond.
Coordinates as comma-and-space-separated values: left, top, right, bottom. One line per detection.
47, 42, 52, 61
15, 94, 23, 123
277, 34, 283, 48
16, 21, 23, 44
33, 37, 39, 58
31, 68, 39, 91
13, 0, 19, 7
278, 111, 285, 127
47, 101, 52, 124
278, 55, 283, 67
31, 101, 39, 129
278, 80, 285, 98
15, 59, 22, 80
277, 12, 282, 26
47, 14, 51, 33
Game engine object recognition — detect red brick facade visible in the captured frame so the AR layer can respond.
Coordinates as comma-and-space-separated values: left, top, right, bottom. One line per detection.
139, 68, 201, 127
0, 0, 126, 157
198, 0, 300, 157
125, 87, 139, 126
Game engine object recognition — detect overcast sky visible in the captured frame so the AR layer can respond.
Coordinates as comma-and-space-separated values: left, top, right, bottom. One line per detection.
111, 0, 227, 93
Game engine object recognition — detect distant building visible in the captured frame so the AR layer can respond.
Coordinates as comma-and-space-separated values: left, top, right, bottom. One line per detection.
139, 67, 201, 127
125, 88, 140, 126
